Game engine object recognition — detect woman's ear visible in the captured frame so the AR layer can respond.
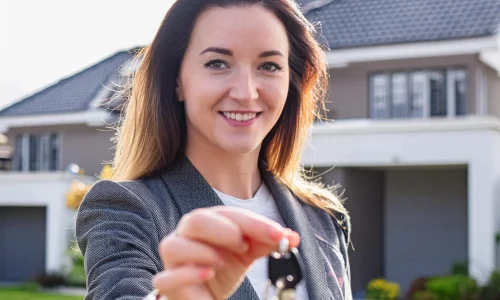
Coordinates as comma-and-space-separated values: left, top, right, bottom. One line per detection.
176, 80, 184, 102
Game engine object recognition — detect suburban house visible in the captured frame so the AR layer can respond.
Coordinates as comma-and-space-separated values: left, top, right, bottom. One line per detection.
0, 0, 499, 297
0, 134, 11, 171
299, 0, 500, 294
0, 48, 137, 283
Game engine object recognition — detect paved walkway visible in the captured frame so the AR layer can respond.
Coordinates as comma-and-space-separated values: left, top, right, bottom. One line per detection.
42, 286, 87, 296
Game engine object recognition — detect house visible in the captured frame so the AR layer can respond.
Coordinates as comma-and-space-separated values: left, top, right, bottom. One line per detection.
0, 134, 11, 171
299, 0, 500, 294
1, 0, 499, 296
0, 48, 138, 283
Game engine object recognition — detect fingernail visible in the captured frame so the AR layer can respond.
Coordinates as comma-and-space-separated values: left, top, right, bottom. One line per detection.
199, 267, 214, 280
287, 228, 299, 239
269, 226, 285, 241
239, 241, 249, 253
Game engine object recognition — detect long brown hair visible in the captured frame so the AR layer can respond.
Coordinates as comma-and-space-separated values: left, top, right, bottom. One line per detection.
113, 0, 349, 222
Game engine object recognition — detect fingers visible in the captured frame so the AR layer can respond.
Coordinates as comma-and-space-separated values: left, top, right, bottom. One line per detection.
159, 234, 225, 269
176, 208, 250, 254
213, 206, 300, 248
176, 206, 300, 255
152, 266, 214, 296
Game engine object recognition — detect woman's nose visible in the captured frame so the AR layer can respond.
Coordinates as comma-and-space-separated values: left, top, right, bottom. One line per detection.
228, 68, 259, 103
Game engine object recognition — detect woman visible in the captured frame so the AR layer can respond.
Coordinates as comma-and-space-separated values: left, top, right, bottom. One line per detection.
76, 0, 352, 299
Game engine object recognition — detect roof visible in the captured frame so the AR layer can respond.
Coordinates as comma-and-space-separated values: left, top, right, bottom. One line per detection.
0, 49, 135, 117
302, 0, 500, 50
2, 1, 498, 118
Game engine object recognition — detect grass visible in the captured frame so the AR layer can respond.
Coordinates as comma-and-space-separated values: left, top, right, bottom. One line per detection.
0, 285, 84, 300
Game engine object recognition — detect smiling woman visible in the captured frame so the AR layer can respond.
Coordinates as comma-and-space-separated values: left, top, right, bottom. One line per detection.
75, 1, 352, 300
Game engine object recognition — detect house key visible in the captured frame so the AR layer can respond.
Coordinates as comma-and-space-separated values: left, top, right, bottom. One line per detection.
264, 237, 304, 300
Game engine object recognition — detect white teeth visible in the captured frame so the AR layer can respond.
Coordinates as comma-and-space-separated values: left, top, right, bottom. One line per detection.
222, 112, 257, 121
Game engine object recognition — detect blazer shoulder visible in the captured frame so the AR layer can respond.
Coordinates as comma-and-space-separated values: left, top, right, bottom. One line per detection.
84, 176, 175, 208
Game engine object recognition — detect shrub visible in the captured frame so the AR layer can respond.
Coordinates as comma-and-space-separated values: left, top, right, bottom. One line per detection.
450, 261, 468, 277
33, 272, 65, 288
479, 269, 500, 300
413, 290, 436, 300
366, 278, 400, 300
65, 244, 86, 287
405, 276, 431, 300
424, 275, 478, 300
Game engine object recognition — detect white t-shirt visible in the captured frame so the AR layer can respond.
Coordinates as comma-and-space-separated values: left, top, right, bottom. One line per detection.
214, 183, 310, 300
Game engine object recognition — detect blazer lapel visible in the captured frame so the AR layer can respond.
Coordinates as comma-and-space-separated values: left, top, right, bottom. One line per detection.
262, 170, 331, 300
160, 157, 260, 300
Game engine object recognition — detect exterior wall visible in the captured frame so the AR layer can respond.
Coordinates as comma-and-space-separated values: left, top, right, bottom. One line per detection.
302, 117, 500, 285
311, 167, 385, 294
0, 173, 94, 274
6, 124, 115, 176
484, 64, 500, 117
384, 168, 468, 292
326, 54, 481, 120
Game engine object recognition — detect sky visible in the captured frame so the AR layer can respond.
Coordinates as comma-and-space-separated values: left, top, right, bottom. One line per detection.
0, 0, 175, 110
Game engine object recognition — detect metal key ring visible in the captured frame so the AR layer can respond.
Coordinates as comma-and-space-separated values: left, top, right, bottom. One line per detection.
278, 237, 289, 255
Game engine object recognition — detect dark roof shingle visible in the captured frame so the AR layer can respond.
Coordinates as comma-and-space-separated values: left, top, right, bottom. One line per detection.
303, 0, 500, 50
0, 50, 134, 117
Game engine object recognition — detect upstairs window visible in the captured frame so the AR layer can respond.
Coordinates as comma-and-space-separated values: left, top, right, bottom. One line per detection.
13, 133, 61, 172
369, 68, 467, 119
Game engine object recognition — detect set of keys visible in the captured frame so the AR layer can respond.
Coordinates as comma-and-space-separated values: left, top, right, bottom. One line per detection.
264, 237, 305, 300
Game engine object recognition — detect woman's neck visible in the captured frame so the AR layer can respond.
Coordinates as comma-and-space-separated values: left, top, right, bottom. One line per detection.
185, 141, 262, 200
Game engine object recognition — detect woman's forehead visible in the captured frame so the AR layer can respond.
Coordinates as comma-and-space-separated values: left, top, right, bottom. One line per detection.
188, 5, 289, 55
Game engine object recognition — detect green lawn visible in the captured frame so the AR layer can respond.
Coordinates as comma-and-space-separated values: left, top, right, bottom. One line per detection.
0, 287, 83, 300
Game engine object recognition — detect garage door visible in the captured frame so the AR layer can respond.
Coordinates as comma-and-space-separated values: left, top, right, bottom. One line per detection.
0, 206, 46, 282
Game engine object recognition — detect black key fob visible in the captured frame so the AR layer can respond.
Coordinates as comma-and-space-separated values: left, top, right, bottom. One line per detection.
267, 246, 304, 287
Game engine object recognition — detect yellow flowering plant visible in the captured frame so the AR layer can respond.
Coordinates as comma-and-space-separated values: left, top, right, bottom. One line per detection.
66, 180, 92, 210
66, 164, 113, 209
366, 278, 400, 300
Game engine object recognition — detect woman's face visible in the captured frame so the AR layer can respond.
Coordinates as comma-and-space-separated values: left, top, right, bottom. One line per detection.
178, 5, 290, 156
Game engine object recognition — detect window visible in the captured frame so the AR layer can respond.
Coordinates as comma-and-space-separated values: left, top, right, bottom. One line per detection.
369, 68, 467, 119
370, 74, 390, 119
409, 72, 427, 118
13, 133, 61, 172
391, 73, 409, 118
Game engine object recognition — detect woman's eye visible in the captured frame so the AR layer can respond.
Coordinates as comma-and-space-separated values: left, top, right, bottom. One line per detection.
260, 62, 282, 72
205, 60, 228, 69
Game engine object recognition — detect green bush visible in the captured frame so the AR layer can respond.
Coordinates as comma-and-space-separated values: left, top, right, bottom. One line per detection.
450, 261, 468, 276
423, 275, 479, 300
479, 269, 500, 300
65, 244, 86, 287
413, 290, 436, 300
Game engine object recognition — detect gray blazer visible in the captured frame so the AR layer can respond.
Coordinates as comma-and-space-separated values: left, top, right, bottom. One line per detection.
76, 157, 352, 300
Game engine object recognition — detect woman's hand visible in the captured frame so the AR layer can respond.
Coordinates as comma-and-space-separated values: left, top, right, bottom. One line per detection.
152, 206, 300, 300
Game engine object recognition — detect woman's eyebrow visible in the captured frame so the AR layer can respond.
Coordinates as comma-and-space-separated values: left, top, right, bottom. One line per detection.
259, 50, 284, 58
199, 47, 284, 58
200, 47, 232, 56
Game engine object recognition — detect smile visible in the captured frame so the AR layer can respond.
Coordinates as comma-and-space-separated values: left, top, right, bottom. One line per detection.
220, 111, 260, 122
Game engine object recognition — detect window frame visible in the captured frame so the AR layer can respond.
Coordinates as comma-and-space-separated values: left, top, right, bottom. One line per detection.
369, 67, 467, 120
13, 132, 62, 172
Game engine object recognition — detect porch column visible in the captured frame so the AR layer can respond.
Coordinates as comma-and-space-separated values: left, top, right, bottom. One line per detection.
468, 148, 498, 284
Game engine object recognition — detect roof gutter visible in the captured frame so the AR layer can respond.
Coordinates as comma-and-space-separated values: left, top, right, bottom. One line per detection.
0, 110, 113, 133
325, 35, 500, 68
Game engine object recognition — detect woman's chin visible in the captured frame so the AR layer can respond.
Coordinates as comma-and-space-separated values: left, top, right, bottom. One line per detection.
220, 141, 262, 156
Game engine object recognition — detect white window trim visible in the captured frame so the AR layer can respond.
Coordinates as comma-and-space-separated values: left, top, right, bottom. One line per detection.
446, 70, 456, 119
476, 69, 488, 116
21, 134, 29, 172
370, 68, 467, 120
15, 132, 63, 172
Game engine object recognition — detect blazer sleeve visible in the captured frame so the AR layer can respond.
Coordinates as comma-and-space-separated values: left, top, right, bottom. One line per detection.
76, 179, 163, 300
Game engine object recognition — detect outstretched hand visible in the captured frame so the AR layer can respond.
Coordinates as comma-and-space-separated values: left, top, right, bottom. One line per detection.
152, 206, 300, 300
